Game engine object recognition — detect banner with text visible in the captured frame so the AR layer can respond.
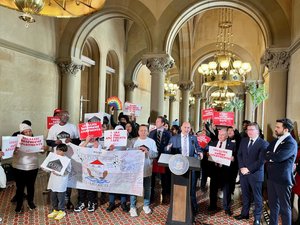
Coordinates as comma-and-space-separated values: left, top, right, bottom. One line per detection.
78, 122, 102, 140
17, 135, 44, 153
197, 134, 211, 148
41, 152, 71, 176
212, 111, 234, 126
47, 116, 60, 129
104, 130, 127, 147
1, 136, 18, 159
202, 108, 215, 120
66, 144, 145, 196
123, 102, 142, 116
208, 146, 232, 166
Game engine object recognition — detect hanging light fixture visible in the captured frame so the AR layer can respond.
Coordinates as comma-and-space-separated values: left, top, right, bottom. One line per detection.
164, 78, 179, 97
198, 8, 251, 87
0, 0, 106, 27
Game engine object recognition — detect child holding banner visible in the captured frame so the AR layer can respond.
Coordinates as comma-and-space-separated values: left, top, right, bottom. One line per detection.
47, 144, 71, 220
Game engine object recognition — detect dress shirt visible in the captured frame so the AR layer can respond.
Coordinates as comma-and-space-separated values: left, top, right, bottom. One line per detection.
274, 133, 290, 152
181, 133, 190, 156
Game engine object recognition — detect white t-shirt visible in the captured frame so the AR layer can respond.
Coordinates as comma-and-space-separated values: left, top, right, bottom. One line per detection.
47, 156, 71, 192
133, 137, 158, 177
47, 123, 79, 141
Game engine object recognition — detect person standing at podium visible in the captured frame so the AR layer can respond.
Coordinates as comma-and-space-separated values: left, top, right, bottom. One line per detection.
166, 121, 203, 214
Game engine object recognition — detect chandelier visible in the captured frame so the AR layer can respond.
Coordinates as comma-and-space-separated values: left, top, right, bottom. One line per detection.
0, 0, 106, 27
210, 86, 235, 109
164, 79, 179, 97
198, 8, 251, 87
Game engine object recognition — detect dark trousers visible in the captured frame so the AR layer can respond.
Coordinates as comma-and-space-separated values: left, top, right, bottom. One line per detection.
267, 180, 292, 225
191, 170, 199, 210
78, 189, 98, 204
151, 170, 171, 198
209, 174, 221, 208
240, 175, 263, 220
222, 182, 231, 211
51, 191, 66, 211
14, 168, 38, 206
109, 193, 127, 204
65, 187, 72, 203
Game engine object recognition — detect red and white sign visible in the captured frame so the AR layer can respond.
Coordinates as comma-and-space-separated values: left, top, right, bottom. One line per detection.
104, 130, 128, 147
202, 108, 215, 120
47, 116, 60, 129
212, 111, 234, 126
17, 135, 44, 153
123, 102, 142, 116
1, 136, 18, 159
78, 122, 103, 140
208, 146, 233, 166
197, 134, 211, 148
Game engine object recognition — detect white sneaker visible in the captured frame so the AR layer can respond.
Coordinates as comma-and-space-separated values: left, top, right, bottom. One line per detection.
143, 206, 152, 214
129, 207, 138, 217
0, 217, 2, 223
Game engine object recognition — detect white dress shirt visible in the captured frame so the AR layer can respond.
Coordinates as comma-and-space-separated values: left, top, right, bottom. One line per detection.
181, 133, 190, 156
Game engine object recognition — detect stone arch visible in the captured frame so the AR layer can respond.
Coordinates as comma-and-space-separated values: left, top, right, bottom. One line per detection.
105, 50, 120, 104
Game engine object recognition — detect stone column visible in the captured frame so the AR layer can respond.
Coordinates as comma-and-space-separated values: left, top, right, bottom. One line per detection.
200, 97, 207, 126
164, 96, 170, 119
57, 60, 84, 123
125, 81, 138, 103
169, 96, 176, 123
193, 93, 201, 132
261, 49, 290, 140
142, 54, 174, 122
245, 91, 254, 121
179, 81, 194, 123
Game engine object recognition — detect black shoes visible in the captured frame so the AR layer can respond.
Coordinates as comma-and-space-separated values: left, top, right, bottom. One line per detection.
234, 214, 249, 220
121, 203, 129, 212
66, 201, 74, 210
225, 210, 233, 216
15, 204, 22, 213
28, 202, 36, 210
106, 203, 116, 213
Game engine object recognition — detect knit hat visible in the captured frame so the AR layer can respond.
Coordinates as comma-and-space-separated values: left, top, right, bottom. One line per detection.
19, 123, 32, 133
115, 125, 124, 130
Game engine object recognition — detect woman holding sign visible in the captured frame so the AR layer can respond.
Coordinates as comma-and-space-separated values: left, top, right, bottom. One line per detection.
12, 123, 47, 213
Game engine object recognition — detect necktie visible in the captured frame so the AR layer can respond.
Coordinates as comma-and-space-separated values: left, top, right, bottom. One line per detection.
183, 135, 188, 156
156, 130, 161, 149
218, 141, 222, 148
248, 139, 254, 153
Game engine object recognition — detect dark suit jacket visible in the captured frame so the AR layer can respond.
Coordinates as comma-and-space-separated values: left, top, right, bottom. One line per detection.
149, 129, 171, 154
265, 135, 297, 185
166, 134, 202, 157
238, 137, 269, 182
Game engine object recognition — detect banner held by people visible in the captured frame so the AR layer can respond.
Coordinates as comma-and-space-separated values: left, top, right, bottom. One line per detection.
17, 135, 44, 153
208, 146, 233, 166
1, 136, 18, 159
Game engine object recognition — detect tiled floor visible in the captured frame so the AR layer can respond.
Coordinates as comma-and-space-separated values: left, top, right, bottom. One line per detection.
0, 171, 269, 225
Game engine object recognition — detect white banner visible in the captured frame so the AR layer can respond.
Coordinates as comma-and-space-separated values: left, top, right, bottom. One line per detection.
17, 135, 44, 153
66, 144, 145, 196
104, 130, 127, 147
41, 152, 71, 176
123, 102, 142, 116
208, 146, 232, 166
1, 136, 18, 159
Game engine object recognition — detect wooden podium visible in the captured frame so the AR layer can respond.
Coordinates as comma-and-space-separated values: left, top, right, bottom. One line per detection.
158, 153, 201, 225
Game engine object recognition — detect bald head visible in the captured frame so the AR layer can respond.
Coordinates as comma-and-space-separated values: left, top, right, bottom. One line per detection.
218, 129, 228, 142
181, 122, 191, 136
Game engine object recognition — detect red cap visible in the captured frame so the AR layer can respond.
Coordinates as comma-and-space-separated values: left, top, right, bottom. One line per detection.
53, 108, 62, 116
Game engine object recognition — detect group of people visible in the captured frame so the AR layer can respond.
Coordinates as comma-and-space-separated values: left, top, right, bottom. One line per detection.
0, 108, 299, 225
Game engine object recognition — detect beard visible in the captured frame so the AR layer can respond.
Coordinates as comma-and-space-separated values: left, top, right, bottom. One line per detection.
275, 130, 284, 137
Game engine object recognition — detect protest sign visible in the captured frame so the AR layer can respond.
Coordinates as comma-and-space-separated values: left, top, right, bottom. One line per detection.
47, 116, 60, 129
123, 102, 142, 116
17, 135, 44, 153
1, 136, 18, 159
208, 146, 233, 166
212, 111, 234, 126
84, 113, 103, 123
197, 134, 211, 148
104, 130, 127, 147
202, 108, 215, 120
78, 122, 102, 140
40, 152, 71, 176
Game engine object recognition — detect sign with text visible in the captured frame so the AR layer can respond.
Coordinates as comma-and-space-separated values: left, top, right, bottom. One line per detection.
208, 146, 232, 166
123, 102, 142, 116
212, 111, 234, 126
47, 116, 60, 129
1, 136, 18, 159
78, 122, 102, 140
202, 108, 215, 120
17, 135, 44, 153
197, 134, 211, 148
40, 152, 71, 176
104, 130, 127, 147
84, 113, 103, 123
67, 144, 145, 196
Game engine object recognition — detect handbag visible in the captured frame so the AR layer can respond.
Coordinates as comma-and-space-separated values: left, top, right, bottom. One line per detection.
0, 165, 7, 188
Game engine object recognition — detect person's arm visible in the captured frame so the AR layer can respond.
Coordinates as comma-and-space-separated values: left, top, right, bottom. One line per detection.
247, 141, 269, 173
265, 139, 297, 162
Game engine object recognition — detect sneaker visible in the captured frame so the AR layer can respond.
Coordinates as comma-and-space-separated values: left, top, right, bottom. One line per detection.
74, 203, 85, 212
87, 202, 97, 212
48, 210, 59, 218
28, 202, 36, 210
129, 207, 138, 217
121, 203, 129, 212
54, 210, 66, 220
143, 206, 152, 214
106, 203, 116, 213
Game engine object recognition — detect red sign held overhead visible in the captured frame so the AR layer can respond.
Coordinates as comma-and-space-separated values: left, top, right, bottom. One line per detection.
78, 122, 103, 140
47, 116, 60, 129
197, 134, 211, 148
212, 111, 234, 126
202, 108, 215, 120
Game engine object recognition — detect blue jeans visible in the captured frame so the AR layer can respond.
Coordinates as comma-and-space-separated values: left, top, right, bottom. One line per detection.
109, 193, 127, 204
130, 176, 151, 208
51, 191, 66, 211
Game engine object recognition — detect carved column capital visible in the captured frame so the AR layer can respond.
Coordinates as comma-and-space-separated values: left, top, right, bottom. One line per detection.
142, 54, 174, 73
179, 81, 194, 91
57, 61, 84, 76
125, 81, 138, 91
169, 96, 176, 102
261, 49, 290, 71
193, 92, 202, 99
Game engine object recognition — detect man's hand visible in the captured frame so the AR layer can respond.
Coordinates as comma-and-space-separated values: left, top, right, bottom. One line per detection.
65, 138, 72, 143
166, 143, 173, 152
240, 167, 250, 175
198, 152, 203, 160
108, 144, 115, 151
55, 140, 62, 145
139, 146, 149, 154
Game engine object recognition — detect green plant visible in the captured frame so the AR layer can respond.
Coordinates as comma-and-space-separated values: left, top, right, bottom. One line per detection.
223, 98, 244, 112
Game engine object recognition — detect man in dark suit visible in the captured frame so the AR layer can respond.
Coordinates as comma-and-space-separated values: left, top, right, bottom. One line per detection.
149, 116, 172, 204
166, 121, 203, 213
234, 122, 269, 225
265, 118, 297, 225
207, 129, 235, 216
